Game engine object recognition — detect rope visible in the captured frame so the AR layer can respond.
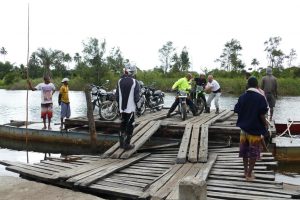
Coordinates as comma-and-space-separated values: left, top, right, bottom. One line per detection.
25, 4, 30, 163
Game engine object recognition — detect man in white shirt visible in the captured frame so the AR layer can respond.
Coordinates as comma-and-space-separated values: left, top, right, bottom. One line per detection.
205, 75, 221, 114
27, 75, 56, 130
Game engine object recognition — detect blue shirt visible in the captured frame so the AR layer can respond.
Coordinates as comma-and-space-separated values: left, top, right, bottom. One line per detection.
234, 91, 268, 136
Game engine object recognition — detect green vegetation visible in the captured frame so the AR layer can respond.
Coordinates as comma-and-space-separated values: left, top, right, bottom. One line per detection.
1, 36, 300, 96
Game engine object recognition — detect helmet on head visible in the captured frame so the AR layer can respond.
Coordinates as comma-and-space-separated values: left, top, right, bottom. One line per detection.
124, 63, 137, 76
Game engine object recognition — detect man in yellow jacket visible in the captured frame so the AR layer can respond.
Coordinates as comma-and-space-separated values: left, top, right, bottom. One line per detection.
167, 73, 198, 117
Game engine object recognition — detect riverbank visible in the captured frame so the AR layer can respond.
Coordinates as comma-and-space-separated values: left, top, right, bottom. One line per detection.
0, 176, 103, 200
2, 77, 300, 96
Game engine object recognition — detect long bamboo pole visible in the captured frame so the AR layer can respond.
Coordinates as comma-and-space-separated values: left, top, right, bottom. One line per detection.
25, 3, 30, 163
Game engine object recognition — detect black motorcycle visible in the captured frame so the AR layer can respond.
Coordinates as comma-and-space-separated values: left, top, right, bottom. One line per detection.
140, 82, 165, 112
91, 80, 115, 115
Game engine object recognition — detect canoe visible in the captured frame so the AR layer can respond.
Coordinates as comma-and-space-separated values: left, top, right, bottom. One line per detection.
273, 121, 300, 161
0, 121, 178, 154
275, 121, 300, 135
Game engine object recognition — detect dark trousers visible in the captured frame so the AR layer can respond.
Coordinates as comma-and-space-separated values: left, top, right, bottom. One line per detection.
190, 91, 207, 106
169, 98, 196, 114
120, 112, 135, 145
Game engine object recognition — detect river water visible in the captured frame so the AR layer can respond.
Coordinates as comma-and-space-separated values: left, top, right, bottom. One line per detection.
0, 89, 299, 185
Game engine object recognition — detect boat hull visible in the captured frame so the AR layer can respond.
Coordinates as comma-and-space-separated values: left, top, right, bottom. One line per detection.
273, 137, 300, 162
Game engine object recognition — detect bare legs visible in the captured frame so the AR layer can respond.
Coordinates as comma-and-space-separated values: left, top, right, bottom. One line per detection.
243, 157, 257, 181
269, 107, 274, 121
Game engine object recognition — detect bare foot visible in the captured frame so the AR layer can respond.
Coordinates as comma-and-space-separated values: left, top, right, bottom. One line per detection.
48, 126, 52, 130
246, 172, 255, 181
42, 127, 46, 130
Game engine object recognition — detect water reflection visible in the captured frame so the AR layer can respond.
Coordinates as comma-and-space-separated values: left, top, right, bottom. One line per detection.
0, 148, 60, 176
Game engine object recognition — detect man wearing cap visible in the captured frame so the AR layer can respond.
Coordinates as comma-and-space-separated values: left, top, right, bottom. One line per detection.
234, 76, 269, 181
261, 67, 278, 121
59, 78, 71, 129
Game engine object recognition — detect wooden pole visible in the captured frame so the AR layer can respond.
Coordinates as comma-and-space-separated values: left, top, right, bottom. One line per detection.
179, 176, 207, 200
84, 84, 97, 150
25, 3, 30, 163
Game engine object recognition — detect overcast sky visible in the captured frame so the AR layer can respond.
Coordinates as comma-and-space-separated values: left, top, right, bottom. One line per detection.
1, 0, 300, 72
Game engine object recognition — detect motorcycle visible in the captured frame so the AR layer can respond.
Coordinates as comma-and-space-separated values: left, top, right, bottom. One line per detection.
191, 85, 206, 115
99, 88, 146, 121
141, 82, 165, 112
177, 90, 188, 121
91, 80, 109, 110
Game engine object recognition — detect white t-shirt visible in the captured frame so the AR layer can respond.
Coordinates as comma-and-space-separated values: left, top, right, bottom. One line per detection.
207, 80, 220, 92
35, 83, 56, 104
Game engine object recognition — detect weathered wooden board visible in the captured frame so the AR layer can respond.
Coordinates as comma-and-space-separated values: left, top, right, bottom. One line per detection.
120, 121, 161, 159
101, 120, 150, 159
198, 124, 209, 162
188, 123, 201, 163
176, 123, 193, 164
76, 153, 150, 187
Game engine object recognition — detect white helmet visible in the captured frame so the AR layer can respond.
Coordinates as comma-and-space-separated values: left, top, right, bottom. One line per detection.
125, 63, 137, 76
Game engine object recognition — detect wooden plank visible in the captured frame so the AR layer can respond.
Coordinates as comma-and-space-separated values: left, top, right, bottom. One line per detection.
89, 183, 143, 199
6, 166, 53, 181
4, 161, 55, 176
213, 165, 267, 170
208, 175, 280, 185
76, 153, 150, 187
120, 121, 161, 159
50, 159, 118, 180
100, 120, 150, 158
207, 182, 295, 195
208, 186, 291, 198
198, 124, 209, 162
40, 160, 78, 168
109, 175, 153, 184
112, 173, 156, 181
207, 191, 288, 200
94, 180, 144, 191
151, 163, 193, 200
102, 177, 148, 187
196, 153, 217, 180
139, 142, 179, 151
166, 163, 203, 200
211, 168, 274, 175
176, 123, 193, 164
119, 168, 164, 176
209, 171, 275, 181
110, 121, 156, 159
188, 123, 201, 163
215, 111, 234, 122
207, 179, 283, 189
139, 164, 183, 199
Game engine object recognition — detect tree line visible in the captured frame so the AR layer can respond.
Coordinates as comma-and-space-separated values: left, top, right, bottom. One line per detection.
0, 36, 299, 89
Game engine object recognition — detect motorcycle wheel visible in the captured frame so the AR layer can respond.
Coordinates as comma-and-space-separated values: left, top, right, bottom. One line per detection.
99, 101, 118, 121
155, 97, 164, 111
195, 98, 205, 115
180, 103, 187, 121
140, 96, 146, 115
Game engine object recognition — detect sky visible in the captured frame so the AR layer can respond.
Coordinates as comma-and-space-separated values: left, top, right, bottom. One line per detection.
1, 0, 300, 73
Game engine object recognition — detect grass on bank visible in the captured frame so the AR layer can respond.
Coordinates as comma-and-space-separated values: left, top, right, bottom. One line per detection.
2, 76, 300, 96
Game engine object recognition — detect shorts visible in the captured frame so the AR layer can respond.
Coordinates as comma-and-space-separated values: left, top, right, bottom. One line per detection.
239, 130, 261, 159
61, 102, 71, 118
265, 93, 276, 108
41, 103, 53, 119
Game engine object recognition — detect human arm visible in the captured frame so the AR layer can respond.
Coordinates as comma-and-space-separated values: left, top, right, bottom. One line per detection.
172, 78, 183, 91
27, 80, 37, 91
274, 78, 278, 98
134, 80, 140, 104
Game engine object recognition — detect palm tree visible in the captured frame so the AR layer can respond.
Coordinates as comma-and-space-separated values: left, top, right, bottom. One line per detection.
63, 53, 72, 69
73, 52, 81, 64
0, 47, 8, 62
33, 48, 63, 77
251, 58, 260, 71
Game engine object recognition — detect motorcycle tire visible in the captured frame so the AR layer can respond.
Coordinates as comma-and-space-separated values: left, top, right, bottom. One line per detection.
155, 97, 164, 111
195, 98, 205, 115
140, 96, 146, 115
180, 103, 187, 121
99, 101, 119, 121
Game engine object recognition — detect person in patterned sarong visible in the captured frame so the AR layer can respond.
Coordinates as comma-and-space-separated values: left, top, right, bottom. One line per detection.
234, 77, 268, 181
